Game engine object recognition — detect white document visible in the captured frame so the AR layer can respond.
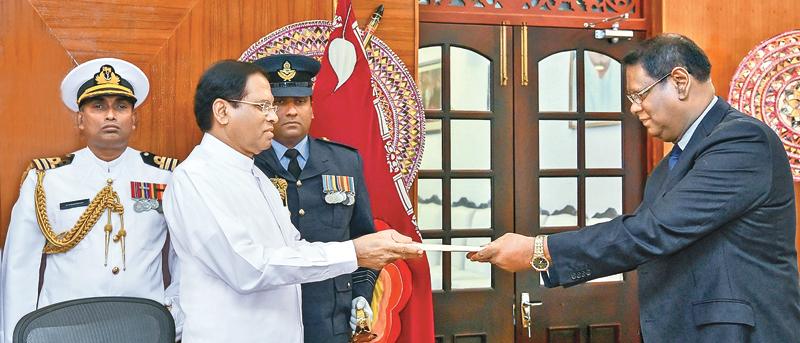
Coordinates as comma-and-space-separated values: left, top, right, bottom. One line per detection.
412, 243, 483, 252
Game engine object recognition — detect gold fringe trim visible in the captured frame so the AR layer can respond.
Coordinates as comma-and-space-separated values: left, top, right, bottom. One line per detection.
270, 178, 288, 207
34, 170, 125, 259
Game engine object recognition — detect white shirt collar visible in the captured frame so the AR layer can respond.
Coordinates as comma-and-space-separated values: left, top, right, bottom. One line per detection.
81, 146, 134, 171
200, 133, 254, 172
676, 96, 718, 150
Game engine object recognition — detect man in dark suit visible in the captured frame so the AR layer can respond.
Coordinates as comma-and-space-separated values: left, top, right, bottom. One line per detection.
252, 54, 378, 343
469, 34, 800, 342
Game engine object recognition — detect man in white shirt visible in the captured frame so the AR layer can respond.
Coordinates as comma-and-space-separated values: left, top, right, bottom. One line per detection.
1, 58, 183, 342
163, 59, 423, 342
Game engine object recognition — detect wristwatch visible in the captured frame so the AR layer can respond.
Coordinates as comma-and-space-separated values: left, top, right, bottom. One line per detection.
530, 235, 550, 272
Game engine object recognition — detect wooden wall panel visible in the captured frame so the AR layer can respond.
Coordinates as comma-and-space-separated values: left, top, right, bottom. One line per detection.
660, 0, 800, 268
354, 0, 418, 70
0, 0, 417, 246
0, 0, 81, 246
661, 0, 800, 99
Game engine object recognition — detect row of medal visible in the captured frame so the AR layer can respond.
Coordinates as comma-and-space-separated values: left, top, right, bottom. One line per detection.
134, 199, 160, 213
323, 174, 356, 206
130, 181, 166, 213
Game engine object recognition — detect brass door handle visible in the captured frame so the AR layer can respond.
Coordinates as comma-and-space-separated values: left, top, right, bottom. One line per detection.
500, 21, 509, 86
521, 23, 528, 86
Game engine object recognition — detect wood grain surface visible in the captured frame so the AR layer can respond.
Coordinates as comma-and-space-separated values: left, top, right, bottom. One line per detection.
0, 0, 417, 245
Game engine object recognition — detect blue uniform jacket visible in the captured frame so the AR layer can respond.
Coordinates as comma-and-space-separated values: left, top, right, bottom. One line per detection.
255, 136, 377, 343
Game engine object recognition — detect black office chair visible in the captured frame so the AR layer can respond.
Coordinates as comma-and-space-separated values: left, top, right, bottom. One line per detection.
13, 296, 175, 343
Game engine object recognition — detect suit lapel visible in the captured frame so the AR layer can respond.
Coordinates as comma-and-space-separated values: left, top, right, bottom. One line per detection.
300, 137, 330, 180
645, 161, 669, 204
657, 99, 730, 197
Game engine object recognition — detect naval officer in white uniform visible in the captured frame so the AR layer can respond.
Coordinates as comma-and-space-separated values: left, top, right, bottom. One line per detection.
1, 58, 183, 342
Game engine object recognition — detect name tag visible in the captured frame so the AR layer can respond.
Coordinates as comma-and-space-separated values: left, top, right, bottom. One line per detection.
60, 199, 90, 210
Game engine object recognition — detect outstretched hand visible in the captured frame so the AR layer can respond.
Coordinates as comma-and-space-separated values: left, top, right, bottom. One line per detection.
467, 233, 535, 272
353, 229, 424, 270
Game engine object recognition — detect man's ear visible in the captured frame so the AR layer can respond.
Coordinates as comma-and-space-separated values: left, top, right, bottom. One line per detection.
212, 99, 230, 125
132, 112, 138, 130
76, 112, 84, 130
671, 67, 692, 100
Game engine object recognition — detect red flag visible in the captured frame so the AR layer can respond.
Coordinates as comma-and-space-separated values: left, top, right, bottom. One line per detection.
311, 0, 435, 342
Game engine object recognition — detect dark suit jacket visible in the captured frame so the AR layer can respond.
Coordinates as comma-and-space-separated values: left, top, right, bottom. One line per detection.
255, 136, 376, 343
544, 99, 800, 342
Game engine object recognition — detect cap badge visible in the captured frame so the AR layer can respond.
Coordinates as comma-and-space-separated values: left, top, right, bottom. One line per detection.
277, 61, 296, 81
95, 65, 121, 85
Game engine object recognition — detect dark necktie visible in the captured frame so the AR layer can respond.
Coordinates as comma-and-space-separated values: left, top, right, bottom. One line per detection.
668, 145, 683, 170
284, 148, 302, 180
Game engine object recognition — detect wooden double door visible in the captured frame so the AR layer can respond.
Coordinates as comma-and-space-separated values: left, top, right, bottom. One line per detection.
416, 23, 646, 342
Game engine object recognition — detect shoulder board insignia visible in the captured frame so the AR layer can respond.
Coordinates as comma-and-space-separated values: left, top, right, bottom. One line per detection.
29, 154, 75, 171
317, 137, 357, 151
21, 154, 75, 186
140, 152, 180, 172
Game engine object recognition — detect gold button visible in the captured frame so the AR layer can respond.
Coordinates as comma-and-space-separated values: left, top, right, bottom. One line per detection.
112, 267, 120, 275
296, 180, 302, 187
299, 209, 306, 216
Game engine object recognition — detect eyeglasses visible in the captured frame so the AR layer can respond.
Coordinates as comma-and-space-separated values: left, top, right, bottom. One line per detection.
226, 99, 278, 115
626, 73, 671, 105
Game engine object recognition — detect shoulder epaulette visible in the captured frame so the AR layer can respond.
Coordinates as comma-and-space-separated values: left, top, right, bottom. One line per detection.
140, 151, 180, 172
20, 154, 75, 186
29, 154, 75, 171
317, 137, 357, 151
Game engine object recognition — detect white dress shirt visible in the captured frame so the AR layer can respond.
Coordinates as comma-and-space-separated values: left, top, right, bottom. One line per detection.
163, 133, 358, 342
1, 147, 182, 343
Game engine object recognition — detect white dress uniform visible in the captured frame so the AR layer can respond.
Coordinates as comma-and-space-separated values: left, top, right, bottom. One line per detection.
163, 133, 358, 343
1, 147, 183, 343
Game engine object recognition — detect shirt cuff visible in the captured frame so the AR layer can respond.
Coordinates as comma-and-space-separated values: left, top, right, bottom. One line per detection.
322, 240, 359, 273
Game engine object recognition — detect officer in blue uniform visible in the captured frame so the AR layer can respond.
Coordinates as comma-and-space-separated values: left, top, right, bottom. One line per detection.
252, 54, 378, 343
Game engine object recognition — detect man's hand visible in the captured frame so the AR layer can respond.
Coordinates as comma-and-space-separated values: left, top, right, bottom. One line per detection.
349, 296, 373, 332
353, 229, 423, 270
467, 233, 535, 272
